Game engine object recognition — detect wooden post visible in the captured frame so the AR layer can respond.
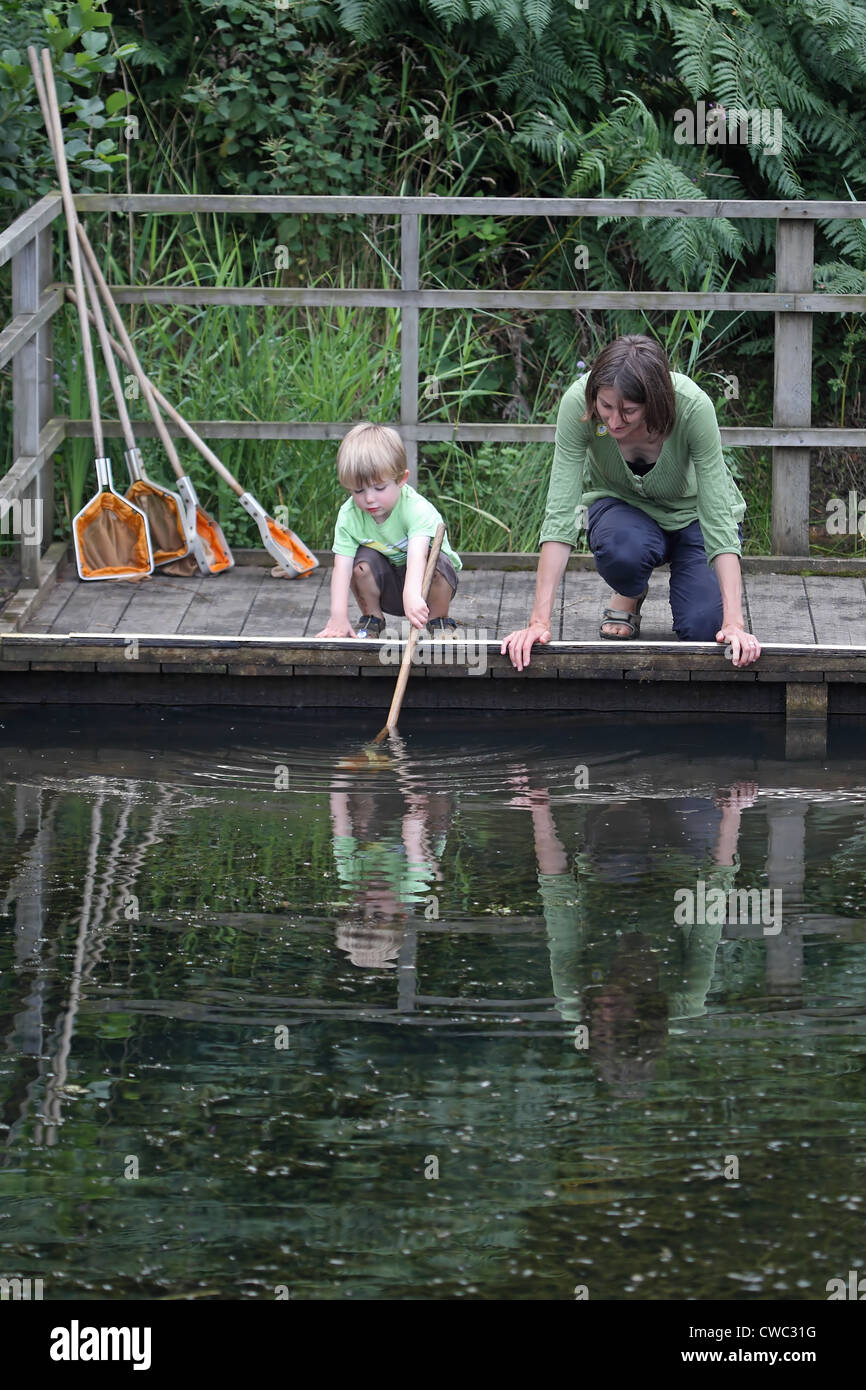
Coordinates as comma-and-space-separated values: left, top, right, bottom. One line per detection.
772, 220, 814, 554
401, 213, 420, 488
397, 924, 417, 1012
37, 226, 55, 553
12, 239, 42, 585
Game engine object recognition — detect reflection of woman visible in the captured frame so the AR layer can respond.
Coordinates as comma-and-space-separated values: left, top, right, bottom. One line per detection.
510, 776, 758, 1089
502, 334, 762, 669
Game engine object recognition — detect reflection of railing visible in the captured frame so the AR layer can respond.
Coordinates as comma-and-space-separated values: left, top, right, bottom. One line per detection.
3, 193, 866, 593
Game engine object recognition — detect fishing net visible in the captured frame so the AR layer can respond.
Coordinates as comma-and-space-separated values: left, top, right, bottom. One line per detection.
74, 493, 151, 580
197, 508, 233, 573
266, 518, 318, 578
125, 480, 188, 565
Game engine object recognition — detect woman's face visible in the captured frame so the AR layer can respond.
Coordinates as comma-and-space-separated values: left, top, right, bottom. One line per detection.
595, 389, 647, 439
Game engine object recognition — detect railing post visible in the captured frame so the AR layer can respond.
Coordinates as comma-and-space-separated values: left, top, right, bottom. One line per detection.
772, 219, 814, 554
12, 237, 42, 586
400, 212, 419, 488
37, 226, 55, 551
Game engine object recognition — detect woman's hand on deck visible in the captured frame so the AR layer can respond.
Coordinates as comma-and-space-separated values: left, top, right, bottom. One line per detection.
501, 621, 552, 671
717, 622, 761, 668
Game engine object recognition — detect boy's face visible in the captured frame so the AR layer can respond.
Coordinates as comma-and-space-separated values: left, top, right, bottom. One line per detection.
350, 469, 409, 524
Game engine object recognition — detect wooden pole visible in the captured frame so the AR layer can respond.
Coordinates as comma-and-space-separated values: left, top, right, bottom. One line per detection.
373, 521, 446, 742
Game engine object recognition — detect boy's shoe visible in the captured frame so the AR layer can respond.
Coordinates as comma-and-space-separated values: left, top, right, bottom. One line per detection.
427, 617, 458, 637
356, 614, 386, 638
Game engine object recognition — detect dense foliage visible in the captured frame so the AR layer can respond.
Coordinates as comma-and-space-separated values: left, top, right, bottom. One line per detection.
2, 0, 865, 551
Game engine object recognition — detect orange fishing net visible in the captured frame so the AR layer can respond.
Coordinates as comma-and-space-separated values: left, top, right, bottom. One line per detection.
266, 518, 317, 576
75, 493, 152, 579
198, 508, 233, 573
126, 480, 187, 565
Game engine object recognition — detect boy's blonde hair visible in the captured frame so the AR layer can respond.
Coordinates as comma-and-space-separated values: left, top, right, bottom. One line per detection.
337, 422, 407, 489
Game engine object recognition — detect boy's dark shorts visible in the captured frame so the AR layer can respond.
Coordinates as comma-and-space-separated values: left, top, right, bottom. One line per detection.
353, 544, 458, 616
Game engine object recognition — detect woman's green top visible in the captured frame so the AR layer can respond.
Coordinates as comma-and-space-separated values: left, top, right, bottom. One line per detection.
539, 371, 746, 565
538, 852, 740, 1023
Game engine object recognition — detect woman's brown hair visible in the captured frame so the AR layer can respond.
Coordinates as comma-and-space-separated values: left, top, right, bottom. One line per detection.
580, 334, 676, 439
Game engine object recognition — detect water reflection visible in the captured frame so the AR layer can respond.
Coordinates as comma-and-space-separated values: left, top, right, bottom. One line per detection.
1, 710, 866, 1299
510, 776, 758, 1092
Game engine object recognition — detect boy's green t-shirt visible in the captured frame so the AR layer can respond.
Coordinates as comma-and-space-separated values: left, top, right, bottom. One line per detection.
539, 371, 746, 566
332, 483, 462, 571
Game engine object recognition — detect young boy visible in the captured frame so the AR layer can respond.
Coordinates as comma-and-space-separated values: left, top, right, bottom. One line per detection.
316, 422, 462, 638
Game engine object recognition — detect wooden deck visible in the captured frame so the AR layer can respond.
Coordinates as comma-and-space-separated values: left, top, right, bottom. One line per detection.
1, 555, 865, 739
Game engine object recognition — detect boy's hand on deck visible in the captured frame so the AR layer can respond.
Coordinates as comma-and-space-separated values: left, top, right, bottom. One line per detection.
403, 589, 429, 629
316, 618, 357, 638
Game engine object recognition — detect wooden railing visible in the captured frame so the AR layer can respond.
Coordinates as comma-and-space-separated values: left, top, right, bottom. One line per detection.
3, 192, 866, 586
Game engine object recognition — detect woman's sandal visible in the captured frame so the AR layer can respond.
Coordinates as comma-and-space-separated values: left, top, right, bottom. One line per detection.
599, 586, 649, 640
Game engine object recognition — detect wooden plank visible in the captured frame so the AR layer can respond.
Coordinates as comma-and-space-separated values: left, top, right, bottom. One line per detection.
743, 573, 815, 643
176, 567, 266, 635
292, 664, 360, 677
75, 193, 866, 218
30, 661, 97, 672
243, 568, 325, 638
498, 571, 544, 637
633, 575, 671, 642
0, 194, 62, 270
0, 287, 63, 371
101, 286, 864, 313
64, 419, 866, 450
28, 576, 77, 632
97, 661, 163, 674
0, 419, 67, 509
161, 662, 228, 674
306, 570, 344, 634
803, 577, 866, 646
562, 569, 605, 642
452, 570, 503, 634
787, 683, 828, 719
113, 573, 207, 635
46, 579, 136, 634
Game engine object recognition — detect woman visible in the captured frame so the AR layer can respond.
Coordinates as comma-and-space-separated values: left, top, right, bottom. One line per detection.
501, 334, 762, 669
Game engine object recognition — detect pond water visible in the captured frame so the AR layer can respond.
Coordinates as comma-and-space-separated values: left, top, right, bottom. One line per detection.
1, 707, 865, 1301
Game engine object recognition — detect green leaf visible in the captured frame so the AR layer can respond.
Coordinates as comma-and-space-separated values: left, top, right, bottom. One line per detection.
81, 32, 109, 54
105, 90, 127, 115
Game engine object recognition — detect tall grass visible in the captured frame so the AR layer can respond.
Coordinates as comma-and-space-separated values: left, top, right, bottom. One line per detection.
7, 209, 781, 556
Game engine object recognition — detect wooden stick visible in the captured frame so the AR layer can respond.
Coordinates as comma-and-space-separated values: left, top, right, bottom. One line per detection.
67, 273, 243, 497
35, 49, 103, 458
372, 522, 446, 743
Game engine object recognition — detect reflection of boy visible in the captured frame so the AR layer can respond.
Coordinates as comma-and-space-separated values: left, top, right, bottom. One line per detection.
330, 790, 447, 969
